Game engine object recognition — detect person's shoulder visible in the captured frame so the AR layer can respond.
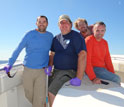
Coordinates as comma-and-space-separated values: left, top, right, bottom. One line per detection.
85, 35, 94, 42
46, 31, 54, 37
102, 38, 108, 45
71, 30, 80, 36
25, 29, 36, 35
50, 33, 60, 42
54, 33, 61, 38
88, 25, 93, 31
28, 29, 36, 33
23, 29, 35, 38
70, 30, 85, 44
71, 30, 83, 39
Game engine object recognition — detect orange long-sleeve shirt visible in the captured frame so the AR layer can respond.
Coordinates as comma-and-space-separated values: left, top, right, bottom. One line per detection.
85, 35, 114, 80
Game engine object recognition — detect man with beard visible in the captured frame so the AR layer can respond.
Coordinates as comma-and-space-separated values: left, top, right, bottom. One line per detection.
74, 18, 93, 39
4, 15, 53, 107
48, 15, 87, 107
85, 21, 121, 85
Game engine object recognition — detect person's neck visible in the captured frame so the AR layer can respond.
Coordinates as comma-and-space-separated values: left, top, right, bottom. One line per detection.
36, 29, 46, 33
61, 30, 71, 35
81, 28, 88, 34
95, 37, 102, 41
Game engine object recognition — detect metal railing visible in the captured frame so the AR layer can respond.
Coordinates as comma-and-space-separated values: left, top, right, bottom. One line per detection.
0, 63, 23, 71
111, 56, 124, 61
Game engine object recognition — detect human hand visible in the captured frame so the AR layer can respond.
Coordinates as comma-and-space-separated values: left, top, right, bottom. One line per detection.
44, 66, 52, 76
70, 77, 81, 86
92, 78, 101, 84
3, 65, 12, 74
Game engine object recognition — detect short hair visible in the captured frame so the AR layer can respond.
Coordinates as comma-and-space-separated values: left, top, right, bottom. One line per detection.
93, 21, 106, 28
74, 18, 88, 30
37, 15, 48, 23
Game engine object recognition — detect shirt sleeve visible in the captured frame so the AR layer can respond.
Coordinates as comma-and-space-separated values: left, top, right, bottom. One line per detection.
8, 33, 28, 66
50, 37, 55, 52
85, 37, 96, 80
104, 42, 114, 73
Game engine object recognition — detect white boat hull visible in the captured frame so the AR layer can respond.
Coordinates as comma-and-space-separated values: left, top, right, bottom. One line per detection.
0, 55, 124, 107
53, 76, 124, 107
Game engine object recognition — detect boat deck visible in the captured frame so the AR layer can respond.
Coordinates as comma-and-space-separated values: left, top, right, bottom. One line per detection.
53, 76, 124, 107
0, 55, 124, 107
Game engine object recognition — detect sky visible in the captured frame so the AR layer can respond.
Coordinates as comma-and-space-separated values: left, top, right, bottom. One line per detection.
0, 0, 124, 61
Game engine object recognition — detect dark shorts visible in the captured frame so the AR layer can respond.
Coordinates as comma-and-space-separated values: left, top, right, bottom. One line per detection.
48, 69, 76, 95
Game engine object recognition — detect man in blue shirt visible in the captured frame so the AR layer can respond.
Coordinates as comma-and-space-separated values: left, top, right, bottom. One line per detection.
48, 15, 87, 107
4, 16, 53, 107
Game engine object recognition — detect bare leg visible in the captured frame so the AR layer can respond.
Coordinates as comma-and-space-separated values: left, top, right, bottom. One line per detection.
48, 92, 55, 107
44, 103, 46, 107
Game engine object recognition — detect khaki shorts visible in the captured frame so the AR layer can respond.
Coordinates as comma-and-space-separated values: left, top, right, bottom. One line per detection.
48, 69, 76, 95
22, 66, 46, 107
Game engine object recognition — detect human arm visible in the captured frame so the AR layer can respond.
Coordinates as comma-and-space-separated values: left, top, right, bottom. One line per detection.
85, 36, 98, 81
8, 34, 28, 66
48, 51, 55, 66
3, 65, 12, 73
4, 34, 28, 77
44, 51, 55, 76
4, 34, 28, 74
92, 78, 101, 84
70, 33, 87, 86
44, 36, 55, 76
70, 50, 87, 86
104, 42, 114, 73
86, 46, 101, 84
76, 50, 87, 80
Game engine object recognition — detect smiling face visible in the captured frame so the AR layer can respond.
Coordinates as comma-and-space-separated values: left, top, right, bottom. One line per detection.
36, 17, 48, 33
77, 21, 88, 33
93, 24, 106, 41
58, 20, 72, 35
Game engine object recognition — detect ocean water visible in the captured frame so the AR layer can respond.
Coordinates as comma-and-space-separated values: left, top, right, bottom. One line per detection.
0, 60, 8, 64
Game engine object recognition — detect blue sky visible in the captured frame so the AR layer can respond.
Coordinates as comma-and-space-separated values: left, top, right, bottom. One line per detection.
0, 0, 124, 60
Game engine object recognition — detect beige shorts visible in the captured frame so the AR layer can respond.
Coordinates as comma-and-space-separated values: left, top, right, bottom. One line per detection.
22, 66, 46, 107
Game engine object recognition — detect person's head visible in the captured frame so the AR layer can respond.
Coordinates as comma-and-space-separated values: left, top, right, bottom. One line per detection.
58, 15, 72, 35
36, 15, 48, 33
93, 21, 106, 41
74, 18, 88, 33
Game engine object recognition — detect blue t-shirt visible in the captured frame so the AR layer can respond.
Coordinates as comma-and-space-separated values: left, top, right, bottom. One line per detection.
9, 30, 53, 69
51, 30, 86, 70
